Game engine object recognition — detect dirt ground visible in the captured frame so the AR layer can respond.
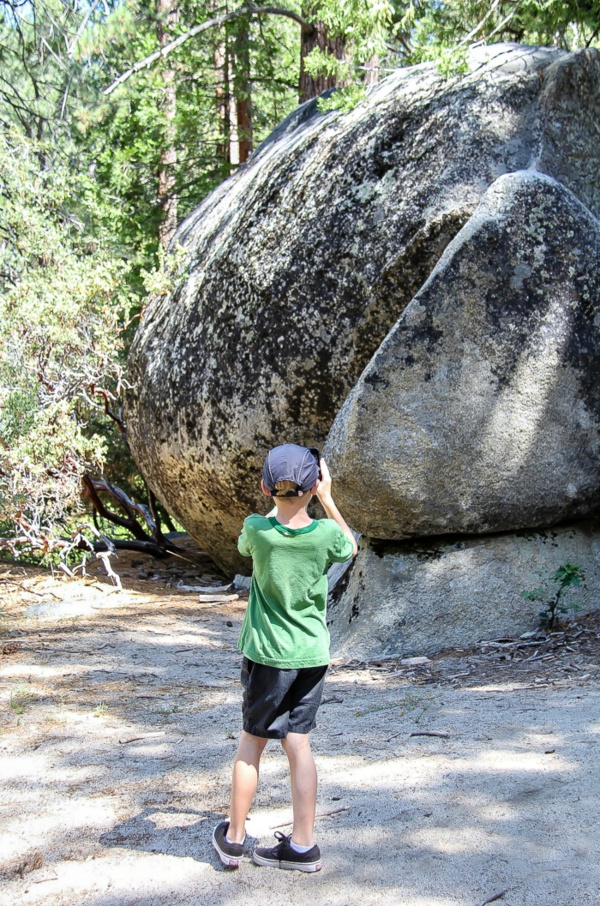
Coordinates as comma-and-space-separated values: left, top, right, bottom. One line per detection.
1, 539, 599, 906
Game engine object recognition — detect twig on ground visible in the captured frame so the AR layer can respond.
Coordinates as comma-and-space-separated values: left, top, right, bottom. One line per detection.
410, 731, 451, 738
271, 806, 350, 828
386, 730, 403, 742
476, 890, 509, 906
118, 732, 165, 744
31, 872, 58, 884
0, 579, 62, 599
314, 806, 350, 820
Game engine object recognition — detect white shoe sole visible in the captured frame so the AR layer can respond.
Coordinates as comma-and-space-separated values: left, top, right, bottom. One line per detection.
212, 836, 242, 868
251, 851, 322, 872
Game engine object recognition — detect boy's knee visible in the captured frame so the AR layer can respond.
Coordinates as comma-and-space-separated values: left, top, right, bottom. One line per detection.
281, 731, 312, 754
239, 730, 269, 755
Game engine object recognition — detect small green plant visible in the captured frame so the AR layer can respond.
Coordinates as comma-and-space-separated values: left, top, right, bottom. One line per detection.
522, 563, 585, 631
10, 687, 34, 714
94, 702, 108, 717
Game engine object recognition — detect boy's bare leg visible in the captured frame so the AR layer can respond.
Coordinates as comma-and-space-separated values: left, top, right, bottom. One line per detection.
228, 730, 268, 843
281, 732, 317, 846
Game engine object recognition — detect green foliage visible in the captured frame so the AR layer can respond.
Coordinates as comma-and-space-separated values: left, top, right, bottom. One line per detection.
522, 563, 586, 631
141, 243, 188, 298
386, 0, 600, 77
0, 130, 136, 551
410, 39, 469, 77
317, 83, 367, 112
304, 0, 394, 56
302, 0, 394, 103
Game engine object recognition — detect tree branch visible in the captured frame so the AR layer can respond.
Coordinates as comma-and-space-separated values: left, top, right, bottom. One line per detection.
458, 0, 501, 47
67, 0, 102, 57
103, 5, 314, 96
81, 474, 183, 555
91, 384, 127, 436
471, 1, 522, 46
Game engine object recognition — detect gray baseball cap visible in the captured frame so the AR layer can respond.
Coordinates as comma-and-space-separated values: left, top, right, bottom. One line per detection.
262, 444, 320, 496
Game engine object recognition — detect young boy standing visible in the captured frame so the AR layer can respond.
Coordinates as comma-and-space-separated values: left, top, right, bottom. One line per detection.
212, 443, 357, 872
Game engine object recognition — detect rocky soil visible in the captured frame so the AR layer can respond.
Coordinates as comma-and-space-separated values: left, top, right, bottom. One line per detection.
1, 540, 599, 906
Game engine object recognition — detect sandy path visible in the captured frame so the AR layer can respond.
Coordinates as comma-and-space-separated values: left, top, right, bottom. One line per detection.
1, 547, 599, 906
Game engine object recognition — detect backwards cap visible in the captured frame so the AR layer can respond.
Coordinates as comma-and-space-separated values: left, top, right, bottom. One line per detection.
262, 444, 320, 497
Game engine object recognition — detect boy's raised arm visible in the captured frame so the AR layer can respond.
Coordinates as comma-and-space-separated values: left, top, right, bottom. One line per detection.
315, 458, 358, 557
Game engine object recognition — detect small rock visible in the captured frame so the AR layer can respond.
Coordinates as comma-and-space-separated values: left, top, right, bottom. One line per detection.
178, 582, 233, 593
400, 656, 431, 666
233, 574, 252, 592
197, 593, 239, 603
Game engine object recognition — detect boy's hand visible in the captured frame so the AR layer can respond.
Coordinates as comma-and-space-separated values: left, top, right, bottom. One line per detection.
315, 457, 358, 557
316, 458, 333, 503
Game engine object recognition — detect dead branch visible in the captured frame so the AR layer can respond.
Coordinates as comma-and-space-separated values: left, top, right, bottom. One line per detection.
458, 0, 501, 46
82, 474, 150, 541
90, 384, 127, 436
0, 579, 62, 599
103, 6, 314, 96
89, 537, 179, 557
96, 551, 122, 591
81, 474, 183, 557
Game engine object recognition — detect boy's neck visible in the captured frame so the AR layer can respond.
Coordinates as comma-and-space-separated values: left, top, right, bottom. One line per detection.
270, 495, 313, 528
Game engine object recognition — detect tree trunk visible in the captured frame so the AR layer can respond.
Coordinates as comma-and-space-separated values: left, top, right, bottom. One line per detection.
228, 52, 239, 166
213, 29, 231, 170
234, 15, 253, 164
299, 19, 347, 103
157, 0, 178, 250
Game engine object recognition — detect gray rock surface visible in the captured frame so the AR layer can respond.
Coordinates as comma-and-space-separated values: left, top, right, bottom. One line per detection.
126, 44, 600, 573
326, 170, 600, 538
329, 522, 600, 659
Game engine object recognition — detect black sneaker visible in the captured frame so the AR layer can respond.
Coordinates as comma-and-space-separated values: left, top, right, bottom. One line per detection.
212, 821, 244, 868
252, 831, 322, 872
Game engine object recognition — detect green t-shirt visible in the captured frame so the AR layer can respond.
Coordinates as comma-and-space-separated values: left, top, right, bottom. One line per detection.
237, 514, 354, 669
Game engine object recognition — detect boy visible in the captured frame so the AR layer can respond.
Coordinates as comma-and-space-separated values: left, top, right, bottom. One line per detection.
212, 443, 357, 872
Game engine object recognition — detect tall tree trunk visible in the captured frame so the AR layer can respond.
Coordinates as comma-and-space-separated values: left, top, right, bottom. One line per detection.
228, 52, 239, 166
233, 15, 253, 164
299, 19, 347, 103
157, 0, 178, 250
213, 22, 231, 172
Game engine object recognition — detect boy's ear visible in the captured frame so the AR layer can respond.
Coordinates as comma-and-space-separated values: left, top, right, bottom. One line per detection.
261, 479, 272, 497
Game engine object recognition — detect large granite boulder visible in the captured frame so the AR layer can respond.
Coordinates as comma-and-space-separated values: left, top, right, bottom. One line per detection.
328, 523, 600, 659
326, 170, 600, 539
126, 44, 600, 574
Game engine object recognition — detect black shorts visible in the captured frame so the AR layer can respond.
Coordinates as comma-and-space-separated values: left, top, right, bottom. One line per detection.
240, 657, 328, 739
